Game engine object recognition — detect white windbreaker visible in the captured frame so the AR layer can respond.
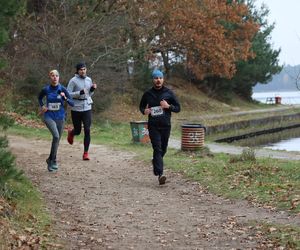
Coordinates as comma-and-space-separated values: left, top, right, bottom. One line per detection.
67, 74, 95, 112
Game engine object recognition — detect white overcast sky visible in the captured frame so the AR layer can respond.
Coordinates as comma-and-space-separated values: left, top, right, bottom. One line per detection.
255, 0, 300, 66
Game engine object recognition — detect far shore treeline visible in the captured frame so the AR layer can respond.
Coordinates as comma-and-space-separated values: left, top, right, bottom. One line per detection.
254, 65, 300, 92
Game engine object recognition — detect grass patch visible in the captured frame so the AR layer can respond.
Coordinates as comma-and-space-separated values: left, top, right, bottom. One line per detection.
0, 177, 62, 249
7, 125, 50, 140
164, 148, 300, 213
257, 222, 300, 249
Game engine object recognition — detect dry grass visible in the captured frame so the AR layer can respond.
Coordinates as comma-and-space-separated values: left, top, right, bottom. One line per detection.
98, 77, 300, 129
99, 77, 239, 123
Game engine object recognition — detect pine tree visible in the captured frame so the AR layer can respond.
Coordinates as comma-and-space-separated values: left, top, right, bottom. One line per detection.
0, 114, 23, 198
0, 0, 22, 47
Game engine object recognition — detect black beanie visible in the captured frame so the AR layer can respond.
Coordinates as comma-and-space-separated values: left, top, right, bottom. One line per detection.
76, 62, 86, 71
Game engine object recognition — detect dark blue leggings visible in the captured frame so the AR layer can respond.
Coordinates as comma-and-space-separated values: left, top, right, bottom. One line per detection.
71, 110, 92, 152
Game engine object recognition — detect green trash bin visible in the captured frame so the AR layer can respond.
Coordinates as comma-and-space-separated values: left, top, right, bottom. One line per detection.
130, 121, 150, 143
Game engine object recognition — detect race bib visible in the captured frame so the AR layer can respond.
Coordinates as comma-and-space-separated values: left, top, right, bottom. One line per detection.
48, 102, 61, 111
151, 106, 164, 116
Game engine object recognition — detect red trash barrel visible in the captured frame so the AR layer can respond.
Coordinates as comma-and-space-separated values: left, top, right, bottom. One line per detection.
181, 124, 206, 151
275, 96, 282, 104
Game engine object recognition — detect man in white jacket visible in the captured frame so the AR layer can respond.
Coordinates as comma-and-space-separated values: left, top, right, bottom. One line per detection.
67, 62, 97, 160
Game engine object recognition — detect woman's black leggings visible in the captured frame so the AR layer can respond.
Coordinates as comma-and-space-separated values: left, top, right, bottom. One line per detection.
71, 110, 92, 152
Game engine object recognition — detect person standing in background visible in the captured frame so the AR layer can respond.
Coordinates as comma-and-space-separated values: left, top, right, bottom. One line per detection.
38, 69, 74, 172
67, 62, 97, 160
139, 69, 181, 185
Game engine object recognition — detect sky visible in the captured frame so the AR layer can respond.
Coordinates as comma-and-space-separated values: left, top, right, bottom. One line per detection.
255, 0, 300, 66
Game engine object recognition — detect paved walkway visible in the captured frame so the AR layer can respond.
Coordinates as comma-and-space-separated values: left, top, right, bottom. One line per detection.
191, 104, 300, 120
169, 138, 300, 161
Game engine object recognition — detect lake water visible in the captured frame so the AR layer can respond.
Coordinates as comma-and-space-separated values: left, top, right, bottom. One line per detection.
252, 91, 300, 105
250, 91, 300, 152
264, 137, 300, 151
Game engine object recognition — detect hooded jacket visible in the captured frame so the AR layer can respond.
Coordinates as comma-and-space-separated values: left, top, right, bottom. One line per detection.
67, 74, 95, 112
139, 86, 180, 128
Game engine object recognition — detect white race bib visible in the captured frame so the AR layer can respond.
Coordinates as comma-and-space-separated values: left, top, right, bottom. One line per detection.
151, 106, 164, 116
48, 102, 61, 111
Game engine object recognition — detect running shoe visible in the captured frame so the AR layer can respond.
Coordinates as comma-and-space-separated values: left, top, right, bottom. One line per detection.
46, 158, 51, 167
51, 162, 58, 170
158, 175, 166, 185
46, 159, 57, 172
67, 129, 74, 145
83, 152, 90, 161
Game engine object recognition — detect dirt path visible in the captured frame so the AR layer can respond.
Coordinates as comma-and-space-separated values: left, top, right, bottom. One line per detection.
8, 135, 300, 250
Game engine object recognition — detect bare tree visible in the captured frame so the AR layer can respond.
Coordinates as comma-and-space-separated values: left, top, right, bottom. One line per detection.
4, 0, 134, 112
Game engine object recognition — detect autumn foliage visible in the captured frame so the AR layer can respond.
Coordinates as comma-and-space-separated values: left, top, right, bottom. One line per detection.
1, 0, 270, 110
136, 0, 259, 79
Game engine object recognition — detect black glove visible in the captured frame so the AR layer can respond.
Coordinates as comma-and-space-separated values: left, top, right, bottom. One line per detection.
57, 90, 67, 100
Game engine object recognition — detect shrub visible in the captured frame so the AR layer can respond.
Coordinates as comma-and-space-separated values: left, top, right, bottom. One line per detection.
229, 148, 256, 163
0, 114, 23, 198
0, 136, 24, 198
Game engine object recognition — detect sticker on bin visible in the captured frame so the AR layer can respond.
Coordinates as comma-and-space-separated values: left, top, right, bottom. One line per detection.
48, 102, 61, 111
142, 127, 149, 136
151, 106, 164, 116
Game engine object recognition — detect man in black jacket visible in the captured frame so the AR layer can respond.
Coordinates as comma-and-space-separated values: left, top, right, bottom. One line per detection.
139, 69, 181, 185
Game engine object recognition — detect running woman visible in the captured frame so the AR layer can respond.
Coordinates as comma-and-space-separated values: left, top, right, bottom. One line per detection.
38, 69, 74, 172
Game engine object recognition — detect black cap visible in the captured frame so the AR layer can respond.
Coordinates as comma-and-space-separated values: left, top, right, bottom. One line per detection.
76, 62, 86, 71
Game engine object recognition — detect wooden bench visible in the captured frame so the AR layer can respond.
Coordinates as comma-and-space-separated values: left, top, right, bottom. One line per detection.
266, 97, 275, 104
